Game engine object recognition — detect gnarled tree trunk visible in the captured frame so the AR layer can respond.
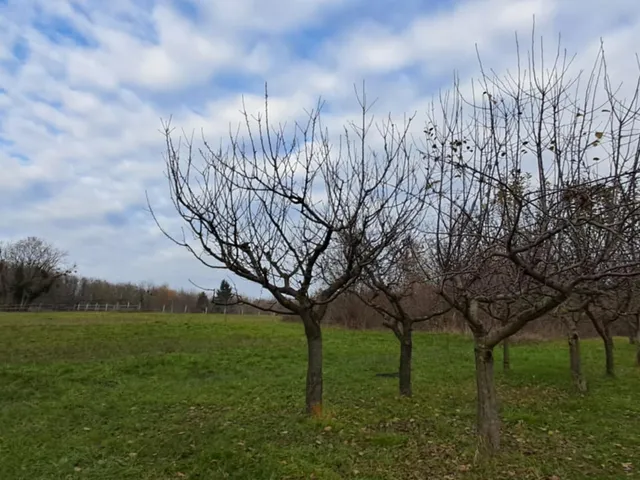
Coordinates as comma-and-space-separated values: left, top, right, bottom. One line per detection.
567, 320, 587, 392
474, 338, 500, 455
302, 314, 323, 416
399, 323, 413, 397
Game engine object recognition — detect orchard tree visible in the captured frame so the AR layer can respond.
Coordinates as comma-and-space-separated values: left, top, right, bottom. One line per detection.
415, 39, 640, 455
152, 88, 427, 415
352, 236, 450, 396
583, 281, 632, 377
551, 299, 591, 392
622, 217, 640, 364
624, 281, 640, 366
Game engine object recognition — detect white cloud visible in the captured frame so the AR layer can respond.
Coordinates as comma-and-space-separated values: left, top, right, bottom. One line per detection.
0, 0, 639, 296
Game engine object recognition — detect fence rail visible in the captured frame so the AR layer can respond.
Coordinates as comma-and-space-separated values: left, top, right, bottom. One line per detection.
0, 303, 278, 315
0, 302, 142, 312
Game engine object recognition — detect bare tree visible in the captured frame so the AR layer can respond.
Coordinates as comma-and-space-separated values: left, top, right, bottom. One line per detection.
582, 281, 632, 377
623, 281, 640, 366
622, 218, 640, 365
0, 237, 74, 308
352, 236, 450, 396
551, 299, 590, 392
152, 88, 427, 415
415, 37, 640, 455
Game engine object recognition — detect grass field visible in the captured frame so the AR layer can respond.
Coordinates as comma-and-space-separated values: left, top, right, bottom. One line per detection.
0, 313, 639, 479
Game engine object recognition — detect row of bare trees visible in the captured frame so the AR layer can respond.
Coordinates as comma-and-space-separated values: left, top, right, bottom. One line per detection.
156, 36, 640, 456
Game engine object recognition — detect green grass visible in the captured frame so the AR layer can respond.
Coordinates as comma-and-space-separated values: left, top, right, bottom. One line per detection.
0, 313, 639, 479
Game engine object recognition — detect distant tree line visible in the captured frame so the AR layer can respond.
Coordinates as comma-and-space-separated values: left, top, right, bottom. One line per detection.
0, 238, 272, 314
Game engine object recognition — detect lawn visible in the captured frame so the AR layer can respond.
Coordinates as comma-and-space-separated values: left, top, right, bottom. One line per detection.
0, 313, 638, 479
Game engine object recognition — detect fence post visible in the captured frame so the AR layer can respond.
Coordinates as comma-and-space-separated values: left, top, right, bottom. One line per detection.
184, 305, 188, 313
127, 302, 130, 309
205, 306, 208, 314
162, 305, 166, 313
138, 302, 141, 311
105, 303, 109, 311
95, 303, 98, 311
115, 302, 119, 311
85, 303, 88, 311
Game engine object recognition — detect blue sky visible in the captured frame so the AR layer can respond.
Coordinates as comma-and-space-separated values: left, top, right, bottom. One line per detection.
0, 0, 639, 297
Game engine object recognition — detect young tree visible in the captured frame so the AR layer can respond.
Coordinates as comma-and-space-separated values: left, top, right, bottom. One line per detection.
196, 291, 210, 312
566, 312, 588, 391
551, 299, 590, 392
152, 89, 427, 415
212, 280, 234, 313
416, 39, 640, 455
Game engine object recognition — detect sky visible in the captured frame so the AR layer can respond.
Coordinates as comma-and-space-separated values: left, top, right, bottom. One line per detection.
0, 0, 639, 297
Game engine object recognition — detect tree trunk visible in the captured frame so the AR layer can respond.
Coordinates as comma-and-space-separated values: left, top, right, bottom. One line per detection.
399, 323, 412, 397
567, 324, 587, 392
474, 339, 500, 455
629, 317, 639, 344
603, 325, 615, 377
303, 317, 323, 416
502, 338, 510, 373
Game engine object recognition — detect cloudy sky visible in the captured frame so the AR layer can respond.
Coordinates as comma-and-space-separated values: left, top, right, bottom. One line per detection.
0, 0, 638, 297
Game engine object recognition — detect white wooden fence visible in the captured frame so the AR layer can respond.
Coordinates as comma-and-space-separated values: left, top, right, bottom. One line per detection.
0, 303, 277, 315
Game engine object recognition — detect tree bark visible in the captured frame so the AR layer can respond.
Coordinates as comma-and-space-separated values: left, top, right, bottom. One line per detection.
474, 338, 500, 455
567, 323, 587, 392
399, 323, 412, 397
603, 325, 615, 377
303, 316, 323, 416
502, 338, 510, 373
